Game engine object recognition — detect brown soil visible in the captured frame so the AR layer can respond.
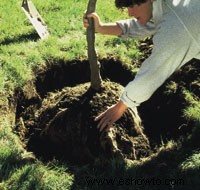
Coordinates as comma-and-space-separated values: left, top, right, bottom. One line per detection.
15, 60, 151, 164
15, 42, 200, 164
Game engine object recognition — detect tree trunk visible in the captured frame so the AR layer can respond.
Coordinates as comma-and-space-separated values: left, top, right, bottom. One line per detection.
86, 0, 102, 90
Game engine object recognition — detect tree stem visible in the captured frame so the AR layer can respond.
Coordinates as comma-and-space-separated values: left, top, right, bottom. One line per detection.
86, 0, 102, 90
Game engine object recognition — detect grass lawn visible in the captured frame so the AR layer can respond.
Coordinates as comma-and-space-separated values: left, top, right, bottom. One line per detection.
0, 0, 200, 189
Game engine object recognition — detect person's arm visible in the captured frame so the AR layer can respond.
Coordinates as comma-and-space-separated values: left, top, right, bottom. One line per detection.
96, 22, 123, 36
83, 12, 157, 38
83, 12, 123, 36
95, 100, 128, 132
120, 17, 198, 108
94, 12, 199, 132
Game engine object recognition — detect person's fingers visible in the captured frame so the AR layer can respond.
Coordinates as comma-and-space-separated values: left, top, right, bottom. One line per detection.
97, 114, 115, 132
83, 12, 99, 21
99, 119, 112, 132
95, 111, 105, 121
99, 122, 108, 132
97, 114, 109, 129
95, 105, 111, 121
95, 101, 128, 132
86, 13, 95, 19
82, 14, 94, 28
83, 12, 101, 31
86, 12, 99, 22
95, 106, 114, 130
83, 13, 89, 28
83, 19, 89, 27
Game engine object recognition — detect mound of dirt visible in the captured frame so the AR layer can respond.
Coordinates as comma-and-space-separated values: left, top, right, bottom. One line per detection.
17, 80, 151, 164
15, 54, 200, 164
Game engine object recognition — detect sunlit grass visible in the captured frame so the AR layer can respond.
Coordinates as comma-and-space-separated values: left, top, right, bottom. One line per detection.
0, 0, 140, 91
2, 163, 73, 190
182, 89, 200, 122
180, 152, 200, 171
0, 0, 200, 190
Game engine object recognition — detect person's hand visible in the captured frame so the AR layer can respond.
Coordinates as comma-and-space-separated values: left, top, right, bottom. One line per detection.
83, 12, 102, 33
95, 100, 128, 132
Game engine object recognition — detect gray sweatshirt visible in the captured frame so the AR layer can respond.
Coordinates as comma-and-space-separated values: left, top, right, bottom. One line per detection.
117, 0, 200, 109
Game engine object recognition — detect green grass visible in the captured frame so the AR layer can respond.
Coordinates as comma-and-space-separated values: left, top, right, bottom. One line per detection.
183, 89, 200, 122
0, 0, 140, 91
1, 163, 73, 190
0, 0, 200, 190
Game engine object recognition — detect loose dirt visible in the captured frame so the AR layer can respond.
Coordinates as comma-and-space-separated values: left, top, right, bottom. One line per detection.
15, 59, 151, 164
14, 43, 200, 164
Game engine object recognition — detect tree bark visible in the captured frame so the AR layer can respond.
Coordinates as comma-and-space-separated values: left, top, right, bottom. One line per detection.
86, 0, 102, 90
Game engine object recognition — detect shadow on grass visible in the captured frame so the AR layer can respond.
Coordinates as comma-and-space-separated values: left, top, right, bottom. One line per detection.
1, 130, 199, 190
70, 126, 200, 190
0, 32, 39, 45
0, 149, 33, 183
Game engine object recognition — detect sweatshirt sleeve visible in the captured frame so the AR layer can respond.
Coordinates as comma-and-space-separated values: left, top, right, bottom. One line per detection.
116, 19, 157, 39
120, 15, 198, 109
